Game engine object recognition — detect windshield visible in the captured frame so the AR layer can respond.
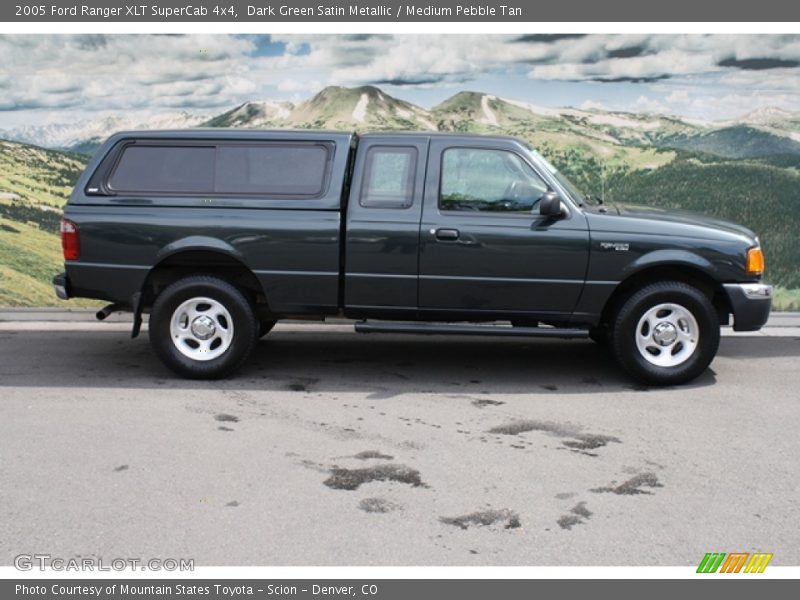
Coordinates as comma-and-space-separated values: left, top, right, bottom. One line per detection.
524, 145, 594, 206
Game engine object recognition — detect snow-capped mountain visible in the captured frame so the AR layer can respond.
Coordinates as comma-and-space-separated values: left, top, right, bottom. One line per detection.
204, 100, 294, 128
206, 86, 438, 131
3, 85, 800, 160
0, 111, 209, 153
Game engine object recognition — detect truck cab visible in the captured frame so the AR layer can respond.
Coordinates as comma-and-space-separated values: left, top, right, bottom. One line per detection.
345, 133, 589, 322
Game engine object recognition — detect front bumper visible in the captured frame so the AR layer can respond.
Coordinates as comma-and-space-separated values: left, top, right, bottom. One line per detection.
53, 272, 70, 300
723, 282, 772, 331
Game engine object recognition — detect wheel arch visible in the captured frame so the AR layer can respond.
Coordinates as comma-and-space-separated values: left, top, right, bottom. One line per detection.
600, 262, 732, 329
141, 246, 269, 313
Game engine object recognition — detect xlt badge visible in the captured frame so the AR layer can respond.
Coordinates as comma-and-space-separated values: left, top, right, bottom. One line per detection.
600, 242, 630, 251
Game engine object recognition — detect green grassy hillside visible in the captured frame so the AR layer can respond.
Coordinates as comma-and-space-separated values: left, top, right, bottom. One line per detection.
0, 140, 85, 208
535, 145, 799, 293
0, 217, 71, 306
602, 153, 800, 289
660, 125, 800, 159
0, 141, 98, 306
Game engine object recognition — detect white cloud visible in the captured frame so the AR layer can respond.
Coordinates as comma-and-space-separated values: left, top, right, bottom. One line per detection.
527, 35, 800, 82
529, 49, 715, 82
1, 34, 800, 128
277, 78, 324, 93
633, 95, 671, 114
666, 90, 690, 104
0, 35, 256, 114
264, 34, 537, 86
687, 92, 800, 120
578, 99, 611, 111
718, 68, 800, 91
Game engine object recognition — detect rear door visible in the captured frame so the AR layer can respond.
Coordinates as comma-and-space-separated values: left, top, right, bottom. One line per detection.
418, 138, 590, 319
344, 135, 428, 317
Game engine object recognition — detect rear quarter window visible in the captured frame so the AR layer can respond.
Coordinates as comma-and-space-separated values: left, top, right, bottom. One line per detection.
105, 142, 331, 197
108, 145, 215, 193
359, 146, 417, 208
215, 144, 328, 196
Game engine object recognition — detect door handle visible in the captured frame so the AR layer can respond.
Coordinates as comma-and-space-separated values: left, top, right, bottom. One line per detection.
434, 228, 460, 241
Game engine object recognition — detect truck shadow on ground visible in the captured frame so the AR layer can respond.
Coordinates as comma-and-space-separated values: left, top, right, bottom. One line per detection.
3, 329, 795, 393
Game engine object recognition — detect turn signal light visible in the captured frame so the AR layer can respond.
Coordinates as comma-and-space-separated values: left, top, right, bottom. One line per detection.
746, 246, 764, 275
60, 218, 80, 261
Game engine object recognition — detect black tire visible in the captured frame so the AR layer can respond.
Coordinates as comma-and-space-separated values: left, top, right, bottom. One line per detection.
149, 275, 258, 379
259, 319, 277, 338
611, 281, 720, 386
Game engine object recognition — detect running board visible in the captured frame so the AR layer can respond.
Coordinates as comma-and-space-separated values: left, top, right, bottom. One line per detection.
354, 321, 589, 338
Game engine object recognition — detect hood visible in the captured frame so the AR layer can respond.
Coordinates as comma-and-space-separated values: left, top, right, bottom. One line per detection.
601, 202, 757, 242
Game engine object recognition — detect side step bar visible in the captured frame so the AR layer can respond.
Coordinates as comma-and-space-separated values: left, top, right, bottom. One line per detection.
354, 321, 589, 338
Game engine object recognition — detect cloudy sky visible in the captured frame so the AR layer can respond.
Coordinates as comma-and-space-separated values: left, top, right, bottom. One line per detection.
1, 33, 800, 128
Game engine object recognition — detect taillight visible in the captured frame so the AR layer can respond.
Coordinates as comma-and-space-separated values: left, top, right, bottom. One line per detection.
745, 246, 764, 276
60, 218, 80, 260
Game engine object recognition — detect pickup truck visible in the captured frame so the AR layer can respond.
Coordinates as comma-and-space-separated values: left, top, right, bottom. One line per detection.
53, 129, 772, 384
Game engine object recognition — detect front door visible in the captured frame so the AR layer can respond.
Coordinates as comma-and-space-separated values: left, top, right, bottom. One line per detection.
418, 139, 590, 319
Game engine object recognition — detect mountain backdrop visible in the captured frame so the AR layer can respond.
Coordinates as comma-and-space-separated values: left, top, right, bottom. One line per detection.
1, 85, 798, 308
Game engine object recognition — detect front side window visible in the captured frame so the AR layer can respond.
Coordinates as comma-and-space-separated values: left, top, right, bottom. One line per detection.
439, 147, 549, 213
360, 146, 417, 208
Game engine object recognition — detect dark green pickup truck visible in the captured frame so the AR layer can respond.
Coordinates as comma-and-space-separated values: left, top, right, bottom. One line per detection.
54, 129, 772, 384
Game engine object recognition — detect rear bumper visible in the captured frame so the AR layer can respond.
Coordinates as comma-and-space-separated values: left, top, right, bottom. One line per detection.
723, 282, 772, 331
53, 272, 70, 300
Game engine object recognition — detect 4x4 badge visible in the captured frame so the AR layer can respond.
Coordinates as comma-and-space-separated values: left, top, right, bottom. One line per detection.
600, 242, 630, 251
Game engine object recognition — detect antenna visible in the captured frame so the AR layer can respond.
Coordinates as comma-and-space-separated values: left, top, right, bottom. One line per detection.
601, 160, 606, 203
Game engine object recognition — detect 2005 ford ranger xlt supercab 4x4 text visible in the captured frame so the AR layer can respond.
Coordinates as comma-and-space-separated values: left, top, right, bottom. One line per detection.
53, 130, 772, 384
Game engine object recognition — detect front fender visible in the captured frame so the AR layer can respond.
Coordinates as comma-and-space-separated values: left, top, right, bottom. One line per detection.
620, 248, 717, 280
573, 246, 723, 326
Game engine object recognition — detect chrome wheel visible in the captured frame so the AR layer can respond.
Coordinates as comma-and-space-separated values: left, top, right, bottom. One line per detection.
169, 296, 234, 361
635, 303, 699, 368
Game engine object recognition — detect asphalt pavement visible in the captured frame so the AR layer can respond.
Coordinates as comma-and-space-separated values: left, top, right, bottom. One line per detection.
0, 316, 798, 566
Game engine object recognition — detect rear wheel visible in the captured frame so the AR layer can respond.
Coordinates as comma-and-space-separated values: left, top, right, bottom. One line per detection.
611, 281, 719, 386
149, 275, 258, 379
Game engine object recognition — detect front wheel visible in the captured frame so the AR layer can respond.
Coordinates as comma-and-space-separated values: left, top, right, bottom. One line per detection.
149, 276, 258, 379
611, 281, 720, 386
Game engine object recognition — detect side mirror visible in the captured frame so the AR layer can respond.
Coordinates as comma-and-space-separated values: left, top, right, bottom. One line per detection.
538, 191, 563, 218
